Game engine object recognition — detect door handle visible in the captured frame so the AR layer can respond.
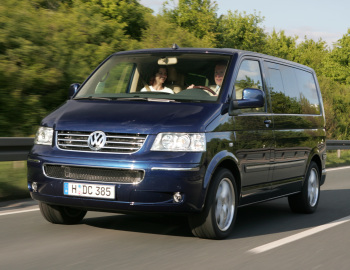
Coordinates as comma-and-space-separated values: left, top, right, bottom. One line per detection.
264, 119, 272, 127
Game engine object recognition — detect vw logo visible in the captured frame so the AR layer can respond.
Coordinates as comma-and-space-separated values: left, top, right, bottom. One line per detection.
88, 131, 107, 150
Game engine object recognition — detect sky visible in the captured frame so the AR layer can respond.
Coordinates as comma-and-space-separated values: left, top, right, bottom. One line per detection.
139, 0, 350, 47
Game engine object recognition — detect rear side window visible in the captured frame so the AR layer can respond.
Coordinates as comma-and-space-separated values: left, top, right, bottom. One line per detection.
295, 69, 321, 114
266, 62, 320, 114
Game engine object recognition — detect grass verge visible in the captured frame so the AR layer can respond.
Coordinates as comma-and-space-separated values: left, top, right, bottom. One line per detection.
0, 161, 29, 201
326, 150, 350, 168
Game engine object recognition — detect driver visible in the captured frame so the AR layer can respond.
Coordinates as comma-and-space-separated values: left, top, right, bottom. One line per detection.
187, 63, 227, 96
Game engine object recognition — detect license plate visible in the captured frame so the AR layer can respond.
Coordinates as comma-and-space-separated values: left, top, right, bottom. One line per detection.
64, 182, 115, 199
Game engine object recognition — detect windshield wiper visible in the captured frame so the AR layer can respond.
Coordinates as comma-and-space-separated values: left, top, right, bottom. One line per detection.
147, 98, 179, 103
74, 96, 114, 101
114, 97, 149, 101
116, 97, 179, 103
74, 96, 180, 103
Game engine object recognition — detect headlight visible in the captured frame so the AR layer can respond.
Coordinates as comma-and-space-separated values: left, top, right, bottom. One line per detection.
34, 127, 53, 145
151, 133, 206, 152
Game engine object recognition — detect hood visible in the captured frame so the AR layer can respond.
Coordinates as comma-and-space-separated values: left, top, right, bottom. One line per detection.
42, 100, 222, 134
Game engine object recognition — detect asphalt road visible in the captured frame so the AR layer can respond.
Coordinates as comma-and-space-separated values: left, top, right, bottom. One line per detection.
1, 167, 350, 270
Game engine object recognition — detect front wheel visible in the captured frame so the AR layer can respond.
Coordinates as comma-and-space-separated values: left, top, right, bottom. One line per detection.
39, 202, 87, 224
288, 161, 320, 213
188, 168, 238, 239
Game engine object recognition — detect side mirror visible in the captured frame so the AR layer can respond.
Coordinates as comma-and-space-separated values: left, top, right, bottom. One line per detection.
69, 83, 80, 99
229, 88, 265, 115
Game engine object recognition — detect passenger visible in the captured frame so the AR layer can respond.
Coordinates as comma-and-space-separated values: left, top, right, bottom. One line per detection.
141, 67, 174, 94
187, 63, 227, 95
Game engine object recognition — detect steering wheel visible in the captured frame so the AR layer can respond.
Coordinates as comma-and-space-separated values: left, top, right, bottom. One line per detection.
193, 85, 216, 95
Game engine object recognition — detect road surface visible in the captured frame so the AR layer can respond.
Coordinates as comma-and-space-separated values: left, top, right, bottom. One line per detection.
1, 167, 350, 270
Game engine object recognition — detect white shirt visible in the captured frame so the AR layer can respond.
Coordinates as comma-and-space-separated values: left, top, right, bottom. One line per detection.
209, 85, 221, 95
140, 85, 174, 94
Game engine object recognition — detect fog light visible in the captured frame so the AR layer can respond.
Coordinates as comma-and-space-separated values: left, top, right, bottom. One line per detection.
32, 182, 38, 192
173, 192, 183, 203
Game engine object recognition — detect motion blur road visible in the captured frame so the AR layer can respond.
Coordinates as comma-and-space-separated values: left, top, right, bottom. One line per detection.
1, 167, 350, 270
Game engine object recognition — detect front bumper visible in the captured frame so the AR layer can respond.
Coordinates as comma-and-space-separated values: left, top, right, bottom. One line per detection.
27, 154, 206, 214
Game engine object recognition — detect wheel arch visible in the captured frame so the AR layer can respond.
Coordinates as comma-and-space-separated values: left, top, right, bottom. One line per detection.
311, 153, 322, 175
203, 151, 241, 203
217, 159, 241, 196
306, 145, 323, 177
301, 148, 324, 189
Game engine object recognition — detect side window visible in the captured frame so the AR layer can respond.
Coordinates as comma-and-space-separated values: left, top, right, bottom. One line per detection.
267, 67, 285, 114
95, 62, 134, 94
266, 61, 321, 115
234, 60, 265, 113
280, 66, 300, 114
235, 60, 263, 99
295, 69, 321, 114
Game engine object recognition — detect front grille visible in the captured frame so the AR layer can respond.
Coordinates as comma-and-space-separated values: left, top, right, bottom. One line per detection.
44, 164, 144, 184
56, 131, 147, 154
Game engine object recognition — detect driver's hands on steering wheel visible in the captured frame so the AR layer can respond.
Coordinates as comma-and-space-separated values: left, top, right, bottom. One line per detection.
186, 84, 217, 95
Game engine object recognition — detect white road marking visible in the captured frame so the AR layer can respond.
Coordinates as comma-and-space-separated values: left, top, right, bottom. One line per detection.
0, 208, 39, 216
249, 215, 350, 254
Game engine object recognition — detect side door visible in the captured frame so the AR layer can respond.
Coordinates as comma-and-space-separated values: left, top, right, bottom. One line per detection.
232, 58, 275, 205
263, 61, 323, 195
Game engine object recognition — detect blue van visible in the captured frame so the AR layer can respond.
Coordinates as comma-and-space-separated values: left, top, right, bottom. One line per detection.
28, 47, 326, 239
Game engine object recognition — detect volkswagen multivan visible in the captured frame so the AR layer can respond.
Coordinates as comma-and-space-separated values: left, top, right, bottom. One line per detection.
28, 47, 326, 239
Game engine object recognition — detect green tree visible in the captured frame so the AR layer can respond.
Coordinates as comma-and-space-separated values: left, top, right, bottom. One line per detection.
321, 29, 350, 84
0, 0, 55, 136
318, 76, 350, 139
217, 10, 266, 52
0, 0, 143, 136
84, 0, 152, 41
264, 30, 297, 61
140, 14, 212, 48
162, 0, 218, 46
294, 37, 329, 75
1, 0, 350, 141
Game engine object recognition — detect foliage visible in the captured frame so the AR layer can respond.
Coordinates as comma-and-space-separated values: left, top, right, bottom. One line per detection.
217, 10, 266, 52
263, 30, 298, 61
140, 14, 212, 48
0, 0, 350, 139
0, 0, 141, 136
83, 0, 152, 41
321, 29, 350, 84
294, 37, 329, 76
318, 76, 350, 139
326, 150, 350, 168
162, 0, 218, 46
0, 0, 52, 136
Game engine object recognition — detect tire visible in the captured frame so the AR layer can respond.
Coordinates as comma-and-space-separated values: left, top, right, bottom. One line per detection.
188, 168, 238, 239
288, 161, 320, 213
39, 202, 87, 224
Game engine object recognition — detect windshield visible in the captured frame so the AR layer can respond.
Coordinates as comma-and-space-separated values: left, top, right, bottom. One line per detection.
75, 53, 231, 102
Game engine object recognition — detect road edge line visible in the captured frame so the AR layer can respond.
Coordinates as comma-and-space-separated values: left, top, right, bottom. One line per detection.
0, 208, 39, 217
248, 215, 350, 254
